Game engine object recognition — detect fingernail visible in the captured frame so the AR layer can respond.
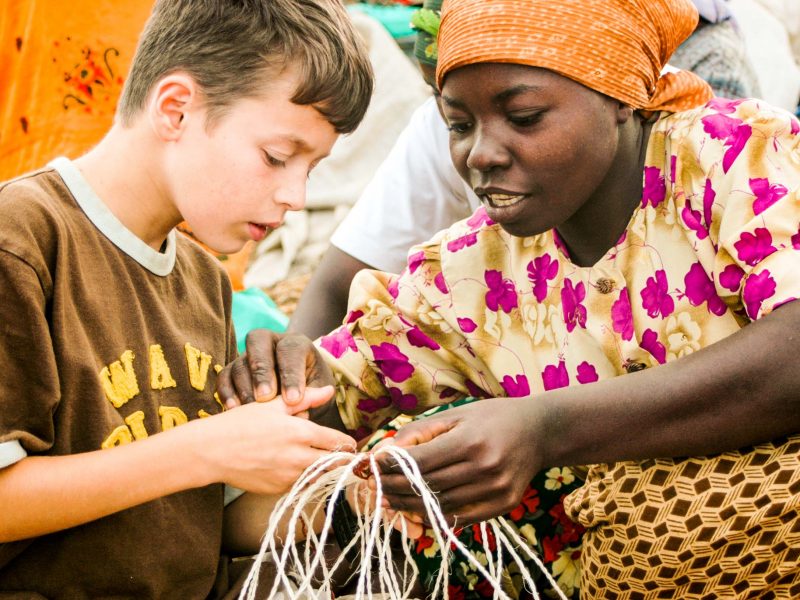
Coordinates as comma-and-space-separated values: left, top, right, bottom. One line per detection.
256, 384, 271, 399
285, 388, 300, 403
381, 498, 389, 508
225, 398, 236, 410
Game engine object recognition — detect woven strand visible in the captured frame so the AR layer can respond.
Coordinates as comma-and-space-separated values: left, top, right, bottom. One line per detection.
239, 446, 569, 600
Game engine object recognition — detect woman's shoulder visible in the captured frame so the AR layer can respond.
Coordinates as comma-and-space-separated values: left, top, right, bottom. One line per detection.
657, 98, 800, 146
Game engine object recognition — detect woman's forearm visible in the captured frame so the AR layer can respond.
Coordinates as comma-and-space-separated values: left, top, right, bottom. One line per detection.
541, 301, 800, 468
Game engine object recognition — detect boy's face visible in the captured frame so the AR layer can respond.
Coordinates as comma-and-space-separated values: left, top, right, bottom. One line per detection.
164, 70, 338, 255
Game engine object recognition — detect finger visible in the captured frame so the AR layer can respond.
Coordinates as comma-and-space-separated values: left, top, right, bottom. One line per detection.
299, 385, 335, 411
216, 364, 240, 409
393, 513, 424, 540
229, 354, 256, 405
275, 335, 315, 405
375, 424, 462, 477
245, 329, 280, 401
391, 417, 458, 448
303, 421, 356, 453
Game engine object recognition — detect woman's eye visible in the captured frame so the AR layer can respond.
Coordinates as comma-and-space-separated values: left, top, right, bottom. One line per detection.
509, 112, 543, 127
447, 121, 472, 134
263, 150, 287, 168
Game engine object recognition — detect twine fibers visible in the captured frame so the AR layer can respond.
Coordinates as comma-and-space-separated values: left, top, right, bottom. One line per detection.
239, 445, 569, 600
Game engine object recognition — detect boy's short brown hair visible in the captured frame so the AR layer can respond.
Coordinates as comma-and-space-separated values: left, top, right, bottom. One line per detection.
117, 0, 373, 133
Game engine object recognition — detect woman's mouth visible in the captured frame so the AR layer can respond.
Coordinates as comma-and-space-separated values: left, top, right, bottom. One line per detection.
482, 192, 527, 208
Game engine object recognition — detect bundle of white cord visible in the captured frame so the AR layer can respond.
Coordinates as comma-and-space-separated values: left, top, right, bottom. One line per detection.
239, 445, 569, 600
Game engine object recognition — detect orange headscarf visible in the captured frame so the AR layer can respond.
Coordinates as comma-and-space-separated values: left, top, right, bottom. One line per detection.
436, 0, 713, 113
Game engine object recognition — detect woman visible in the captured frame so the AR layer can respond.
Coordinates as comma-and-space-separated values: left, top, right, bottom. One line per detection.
222, 0, 800, 597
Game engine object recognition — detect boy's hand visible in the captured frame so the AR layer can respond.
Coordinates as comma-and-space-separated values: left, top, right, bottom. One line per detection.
217, 329, 335, 409
195, 400, 355, 496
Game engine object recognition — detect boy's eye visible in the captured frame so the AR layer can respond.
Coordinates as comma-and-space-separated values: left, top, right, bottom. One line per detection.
262, 150, 287, 168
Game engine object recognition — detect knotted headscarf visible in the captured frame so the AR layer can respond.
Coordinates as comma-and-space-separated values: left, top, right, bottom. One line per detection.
436, 0, 714, 112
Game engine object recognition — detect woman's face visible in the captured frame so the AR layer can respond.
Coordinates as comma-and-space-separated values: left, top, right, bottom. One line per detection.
441, 63, 627, 238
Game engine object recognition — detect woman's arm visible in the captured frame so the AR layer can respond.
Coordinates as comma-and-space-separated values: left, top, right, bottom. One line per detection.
377, 299, 800, 523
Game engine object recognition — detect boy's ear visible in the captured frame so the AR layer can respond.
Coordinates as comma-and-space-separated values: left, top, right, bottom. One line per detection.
149, 73, 200, 141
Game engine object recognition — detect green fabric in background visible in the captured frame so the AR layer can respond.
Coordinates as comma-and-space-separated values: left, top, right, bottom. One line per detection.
348, 3, 418, 39
231, 288, 289, 354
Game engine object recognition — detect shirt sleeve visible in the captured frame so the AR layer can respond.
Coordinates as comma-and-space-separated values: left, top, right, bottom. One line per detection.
0, 248, 60, 465
330, 98, 479, 273
683, 99, 800, 321
316, 236, 493, 437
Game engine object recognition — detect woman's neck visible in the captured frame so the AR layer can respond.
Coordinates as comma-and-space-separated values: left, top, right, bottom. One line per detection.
556, 113, 654, 267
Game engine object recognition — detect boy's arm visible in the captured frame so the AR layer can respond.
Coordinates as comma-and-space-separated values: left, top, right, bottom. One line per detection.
0, 400, 354, 543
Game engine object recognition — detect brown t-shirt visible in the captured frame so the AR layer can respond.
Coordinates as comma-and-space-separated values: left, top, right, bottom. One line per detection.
0, 160, 237, 599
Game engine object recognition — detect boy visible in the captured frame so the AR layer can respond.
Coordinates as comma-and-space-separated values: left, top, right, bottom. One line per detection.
0, 0, 372, 597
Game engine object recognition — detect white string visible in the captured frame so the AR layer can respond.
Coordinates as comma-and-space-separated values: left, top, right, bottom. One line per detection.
239, 446, 570, 600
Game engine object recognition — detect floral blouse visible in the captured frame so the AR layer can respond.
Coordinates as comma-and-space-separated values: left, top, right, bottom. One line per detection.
320, 97, 800, 437
318, 98, 800, 596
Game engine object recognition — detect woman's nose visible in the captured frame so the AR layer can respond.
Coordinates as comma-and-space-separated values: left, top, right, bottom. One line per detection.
466, 127, 511, 172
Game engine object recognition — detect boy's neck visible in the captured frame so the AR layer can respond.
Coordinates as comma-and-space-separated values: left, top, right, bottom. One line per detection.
73, 123, 181, 252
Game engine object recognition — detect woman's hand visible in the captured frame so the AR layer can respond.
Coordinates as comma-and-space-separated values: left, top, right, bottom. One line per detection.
375, 397, 548, 526
216, 329, 335, 409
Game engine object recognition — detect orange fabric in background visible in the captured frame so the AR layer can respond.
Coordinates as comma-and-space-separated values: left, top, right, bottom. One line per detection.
0, 1, 251, 289
436, 0, 714, 113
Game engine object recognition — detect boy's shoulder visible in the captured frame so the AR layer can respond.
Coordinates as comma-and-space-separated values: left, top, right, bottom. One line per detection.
0, 167, 76, 258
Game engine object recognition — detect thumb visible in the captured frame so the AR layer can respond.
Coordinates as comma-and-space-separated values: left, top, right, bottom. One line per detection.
283, 385, 335, 415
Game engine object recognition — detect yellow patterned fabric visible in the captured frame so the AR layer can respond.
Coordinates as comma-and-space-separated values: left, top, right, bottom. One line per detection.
436, 0, 714, 112
319, 98, 800, 596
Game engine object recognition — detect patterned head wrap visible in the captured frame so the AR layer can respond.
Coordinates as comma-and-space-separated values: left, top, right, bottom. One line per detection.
412, 0, 444, 68
436, 0, 714, 112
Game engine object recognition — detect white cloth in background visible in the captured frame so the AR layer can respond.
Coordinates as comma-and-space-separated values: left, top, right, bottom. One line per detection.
244, 11, 430, 289
750, 0, 800, 63
331, 97, 480, 273
729, 0, 800, 110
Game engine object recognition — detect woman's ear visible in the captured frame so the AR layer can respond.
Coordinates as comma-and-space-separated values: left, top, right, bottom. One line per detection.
148, 73, 199, 142
616, 102, 635, 124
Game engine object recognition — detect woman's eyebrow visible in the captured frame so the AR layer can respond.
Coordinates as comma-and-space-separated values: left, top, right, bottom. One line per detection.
494, 84, 545, 103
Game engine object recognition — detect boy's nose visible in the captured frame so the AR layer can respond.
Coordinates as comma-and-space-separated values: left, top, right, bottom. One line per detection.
274, 178, 306, 211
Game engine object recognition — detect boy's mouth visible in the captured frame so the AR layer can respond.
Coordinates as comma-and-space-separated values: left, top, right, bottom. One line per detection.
248, 222, 276, 242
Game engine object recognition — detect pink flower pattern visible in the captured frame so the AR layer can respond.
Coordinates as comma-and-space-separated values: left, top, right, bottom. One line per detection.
640, 270, 675, 319
684, 262, 727, 316
742, 270, 777, 319
641, 167, 666, 208
501, 374, 531, 397
640, 329, 666, 364
749, 178, 788, 216
611, 289, 634, 340
527, 253, 559, 302
319, 327, 357, 359
561, 279, 587, 333
485, 270, 518, 313
371, 343, 414, 383
576, 362, 599, 384
542, 361, 570, 391
733, 228, 776, 266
